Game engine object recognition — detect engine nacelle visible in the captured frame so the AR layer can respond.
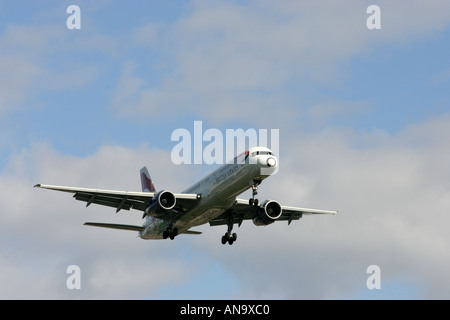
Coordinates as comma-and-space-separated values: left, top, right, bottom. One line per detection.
145, 190, 176, 217
253, 200, 282, 226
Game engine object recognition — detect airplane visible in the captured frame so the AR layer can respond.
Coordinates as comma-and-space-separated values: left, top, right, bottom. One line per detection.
35, 146, 338, 245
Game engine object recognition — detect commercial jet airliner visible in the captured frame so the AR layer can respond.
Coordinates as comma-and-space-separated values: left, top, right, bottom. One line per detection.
35, 146, 338, 245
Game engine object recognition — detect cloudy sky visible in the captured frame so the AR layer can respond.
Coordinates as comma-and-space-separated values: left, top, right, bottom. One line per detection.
1, 0, 450, 299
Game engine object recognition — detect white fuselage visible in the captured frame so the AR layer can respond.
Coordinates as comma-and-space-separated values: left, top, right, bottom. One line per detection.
139, 147, 278, 239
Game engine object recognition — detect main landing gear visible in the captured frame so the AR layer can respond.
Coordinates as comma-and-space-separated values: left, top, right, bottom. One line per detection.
248, 179, 261, 206
220, 180, 262, 246
221, 212, 238, 245
163, 225, 178, 240
221, 231, 237, 245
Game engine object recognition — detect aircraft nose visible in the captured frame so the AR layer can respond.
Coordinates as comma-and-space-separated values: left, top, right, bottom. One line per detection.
267, 157, 277, 167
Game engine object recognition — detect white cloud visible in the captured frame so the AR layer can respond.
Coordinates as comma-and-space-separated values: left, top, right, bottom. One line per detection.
0, 142, 201, 299
109, 0, 450, 126
131, 23, 161, 47
190, 113, 450, 299
2, 0, 450, 300
2, 113, 450, 298
0, 23, 114, 115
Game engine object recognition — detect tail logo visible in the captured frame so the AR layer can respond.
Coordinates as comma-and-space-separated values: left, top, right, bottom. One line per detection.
140, 167, 156, 192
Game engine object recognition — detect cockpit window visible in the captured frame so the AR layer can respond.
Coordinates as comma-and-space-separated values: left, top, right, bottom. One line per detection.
251, 151, 272, 156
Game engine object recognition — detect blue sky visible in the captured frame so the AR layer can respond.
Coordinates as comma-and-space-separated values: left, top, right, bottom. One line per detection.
1, 0, 450, 300
2, 1, 449, 160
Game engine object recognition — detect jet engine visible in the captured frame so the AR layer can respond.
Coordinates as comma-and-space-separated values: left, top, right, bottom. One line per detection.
145, 190, 176, 217
253, 200, 282, 226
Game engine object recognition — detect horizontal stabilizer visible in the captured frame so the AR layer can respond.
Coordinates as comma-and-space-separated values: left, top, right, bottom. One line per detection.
84, 222, 144, 232
183, 229, 202, 235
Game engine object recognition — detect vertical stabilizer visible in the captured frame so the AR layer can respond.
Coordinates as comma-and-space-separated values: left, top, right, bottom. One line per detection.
140, 167, 156, 192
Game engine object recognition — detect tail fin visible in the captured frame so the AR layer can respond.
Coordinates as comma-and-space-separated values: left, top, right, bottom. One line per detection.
140, 167, 156, 192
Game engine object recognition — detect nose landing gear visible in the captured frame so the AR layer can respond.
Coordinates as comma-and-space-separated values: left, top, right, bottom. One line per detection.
248, 179, 261, 206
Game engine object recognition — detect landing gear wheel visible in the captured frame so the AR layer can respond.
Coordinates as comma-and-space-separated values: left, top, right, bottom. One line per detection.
221, 232, 237, 245
169, 228, 178, 240
164, 227, 178, 240
228, 233, 237, 245
221, 210, 241, 245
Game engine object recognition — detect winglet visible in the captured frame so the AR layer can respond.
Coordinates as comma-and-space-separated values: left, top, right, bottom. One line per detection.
140, 167, 156, 192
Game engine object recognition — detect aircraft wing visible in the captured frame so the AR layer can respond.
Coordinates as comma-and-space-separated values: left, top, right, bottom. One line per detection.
34, 184, 199, 213
209, 198, 338, 227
